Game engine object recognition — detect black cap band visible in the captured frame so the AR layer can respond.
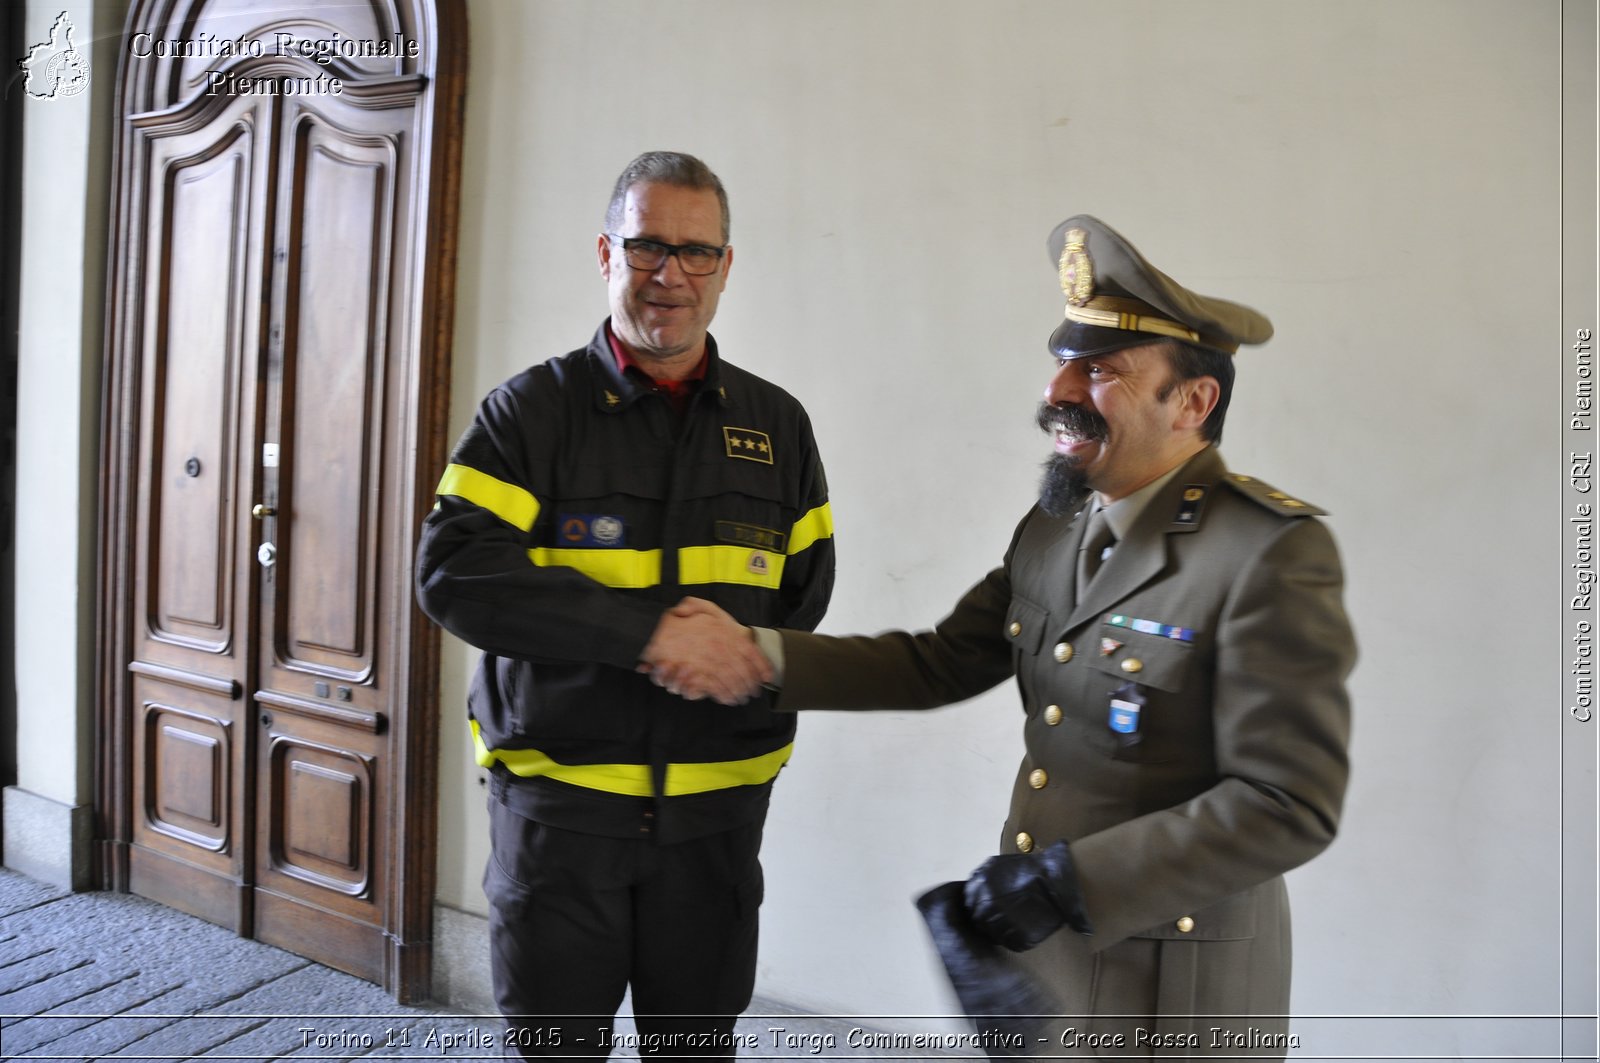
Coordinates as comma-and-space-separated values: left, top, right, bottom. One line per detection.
1049, 320, 1171, 360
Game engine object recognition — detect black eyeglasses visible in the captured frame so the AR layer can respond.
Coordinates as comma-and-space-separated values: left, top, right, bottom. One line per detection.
607, 234, 726, 276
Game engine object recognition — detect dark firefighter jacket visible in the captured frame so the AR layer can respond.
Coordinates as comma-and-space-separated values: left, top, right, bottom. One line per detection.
416, 322, 835, 841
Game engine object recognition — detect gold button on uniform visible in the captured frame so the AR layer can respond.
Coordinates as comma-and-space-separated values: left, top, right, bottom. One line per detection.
1053, 642, 1074, 663
1120, 657, 1143, 674
1016, 832, 1034, 853
1176, 916, 1195, 933
1028, 769, 1048, 789
1008, 621, 1022, 637
1043, 705, 1063, 725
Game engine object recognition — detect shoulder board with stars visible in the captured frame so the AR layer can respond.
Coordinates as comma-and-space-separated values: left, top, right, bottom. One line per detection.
1222, 473, 1326, 517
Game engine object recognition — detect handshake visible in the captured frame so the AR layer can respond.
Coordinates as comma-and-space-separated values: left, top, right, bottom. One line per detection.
638, 597, 774, 705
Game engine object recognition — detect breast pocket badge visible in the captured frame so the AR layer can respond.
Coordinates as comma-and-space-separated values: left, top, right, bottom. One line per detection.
1108, 680, 1147, 747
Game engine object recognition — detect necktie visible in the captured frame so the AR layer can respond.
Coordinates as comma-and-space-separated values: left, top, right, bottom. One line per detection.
1076, 509, 1115, 594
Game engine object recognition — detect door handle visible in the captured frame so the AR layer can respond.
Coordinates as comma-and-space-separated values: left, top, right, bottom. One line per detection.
257, 542, 276, 568
252, 504, 276, 519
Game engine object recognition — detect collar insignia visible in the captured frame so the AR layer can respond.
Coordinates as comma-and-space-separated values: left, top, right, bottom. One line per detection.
1173, 484, 1210, 526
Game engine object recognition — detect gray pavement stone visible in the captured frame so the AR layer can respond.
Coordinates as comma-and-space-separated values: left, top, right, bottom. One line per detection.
0, 873, 66, 920
0, 870, 970, 1061
198, 1011, 497, 1060
0, 870, 465, 1061
1, 980, 184, 1056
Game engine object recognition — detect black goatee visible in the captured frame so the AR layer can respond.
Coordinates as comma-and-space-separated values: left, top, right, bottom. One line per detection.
1036, 402, 1106, 517
1039, 454, 1091, 517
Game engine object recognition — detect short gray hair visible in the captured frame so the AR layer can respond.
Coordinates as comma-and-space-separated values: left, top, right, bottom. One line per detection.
604, 151, 730, 244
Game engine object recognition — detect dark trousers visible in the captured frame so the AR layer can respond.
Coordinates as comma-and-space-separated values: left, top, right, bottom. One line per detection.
484, 799, 764, 1059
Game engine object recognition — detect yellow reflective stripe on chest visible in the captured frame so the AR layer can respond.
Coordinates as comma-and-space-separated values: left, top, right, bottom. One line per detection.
521, 504, 832, 591
438, 463, 540, 532
678, 545, 786, 589
677, 503, 831, 589
473, 722, 793, 796
528, 547, 662, 588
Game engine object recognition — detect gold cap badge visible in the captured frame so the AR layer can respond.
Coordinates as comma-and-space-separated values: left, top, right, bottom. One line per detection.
1058, 227, 1094, 307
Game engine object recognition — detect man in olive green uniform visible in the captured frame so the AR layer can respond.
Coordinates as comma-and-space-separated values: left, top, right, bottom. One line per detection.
664, 215, 1355, 1058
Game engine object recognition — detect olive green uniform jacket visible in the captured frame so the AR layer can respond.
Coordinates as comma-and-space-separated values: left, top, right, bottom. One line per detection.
777, 447, 1354, 1056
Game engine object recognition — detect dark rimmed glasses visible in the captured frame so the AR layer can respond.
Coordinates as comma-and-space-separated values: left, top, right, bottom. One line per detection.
606, 234, 727, 276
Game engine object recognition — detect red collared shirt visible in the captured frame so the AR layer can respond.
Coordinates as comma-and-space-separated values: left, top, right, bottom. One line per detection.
606, 325, 706, 413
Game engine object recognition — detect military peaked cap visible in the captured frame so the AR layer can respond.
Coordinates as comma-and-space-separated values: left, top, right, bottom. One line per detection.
1046, 215, 1273, 359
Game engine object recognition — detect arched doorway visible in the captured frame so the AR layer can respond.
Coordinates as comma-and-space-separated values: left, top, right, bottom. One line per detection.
95, 0, 466, 1002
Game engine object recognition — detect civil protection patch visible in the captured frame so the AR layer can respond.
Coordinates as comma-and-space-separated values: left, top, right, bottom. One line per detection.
557, 514, 626, 547
723, 426, 774, 464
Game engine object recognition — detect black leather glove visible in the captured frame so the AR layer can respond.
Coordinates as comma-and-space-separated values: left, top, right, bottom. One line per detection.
964, 839, 1093, 952
915, 881, 1063, 1046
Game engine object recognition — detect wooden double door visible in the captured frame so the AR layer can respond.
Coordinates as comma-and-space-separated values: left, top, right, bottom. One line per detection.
98, 0, 464, 1000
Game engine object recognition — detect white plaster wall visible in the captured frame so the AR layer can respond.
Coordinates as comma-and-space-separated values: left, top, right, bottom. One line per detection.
434, 0, 1572, 1045
11, 0, 116, 814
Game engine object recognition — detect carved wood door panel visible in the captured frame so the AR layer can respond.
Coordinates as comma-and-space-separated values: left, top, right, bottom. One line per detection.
125, 90, 271, 934
99, 0, 464, 1001
248, 93, 412, 976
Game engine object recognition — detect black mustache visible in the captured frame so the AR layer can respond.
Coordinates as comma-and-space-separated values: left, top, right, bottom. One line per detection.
1037, 402, 1108, 440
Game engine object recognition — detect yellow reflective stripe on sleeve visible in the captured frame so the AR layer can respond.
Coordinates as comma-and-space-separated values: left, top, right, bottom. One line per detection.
473, 722, 794, 797
786, 502, 834, 555
437, 464, 540, 532
678, 545, 785, 590
528, 547, 662, 589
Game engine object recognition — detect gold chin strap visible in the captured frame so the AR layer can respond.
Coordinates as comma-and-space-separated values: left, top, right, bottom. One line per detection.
1062, 295, 1201, 343
1061, 295, 1240, 354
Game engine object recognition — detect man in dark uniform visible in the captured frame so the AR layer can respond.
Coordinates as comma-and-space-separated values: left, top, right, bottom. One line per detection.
661, 215, 1354, 1058
415, 151, 835, 1058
